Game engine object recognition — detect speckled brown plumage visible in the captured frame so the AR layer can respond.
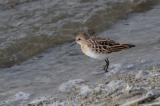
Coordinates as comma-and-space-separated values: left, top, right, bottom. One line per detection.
75, 32, 135, 55
86, 36, 134, 54
75, 32, 135, 72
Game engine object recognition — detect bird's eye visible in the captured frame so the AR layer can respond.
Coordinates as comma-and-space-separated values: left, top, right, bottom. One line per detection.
77, 38, 81, 41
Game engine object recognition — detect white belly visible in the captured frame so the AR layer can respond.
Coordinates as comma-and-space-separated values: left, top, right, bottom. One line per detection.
82, 48, 107, 60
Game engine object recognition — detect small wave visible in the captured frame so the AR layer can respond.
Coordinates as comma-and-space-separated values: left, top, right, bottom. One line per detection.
0, 91, 30, 105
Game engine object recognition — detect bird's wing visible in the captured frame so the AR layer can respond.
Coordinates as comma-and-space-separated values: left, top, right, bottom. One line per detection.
88, 37, 132, 53
92, 36, 120, 46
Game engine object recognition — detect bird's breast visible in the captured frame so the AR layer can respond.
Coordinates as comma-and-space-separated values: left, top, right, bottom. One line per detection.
81, 45, 107, 60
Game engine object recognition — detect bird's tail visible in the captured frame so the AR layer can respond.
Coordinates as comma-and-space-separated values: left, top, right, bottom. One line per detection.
109, 44, 135, 52
124, 44, 135, 48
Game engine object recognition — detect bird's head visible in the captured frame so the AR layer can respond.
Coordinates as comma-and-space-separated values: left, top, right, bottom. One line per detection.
75, 32, 89, 46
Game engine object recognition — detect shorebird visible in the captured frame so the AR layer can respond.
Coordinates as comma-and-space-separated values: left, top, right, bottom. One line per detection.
75, 32, 135, 72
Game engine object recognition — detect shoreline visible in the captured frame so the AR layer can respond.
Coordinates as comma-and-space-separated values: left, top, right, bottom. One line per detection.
27, 4, 160, 106
0, 0, 160, 105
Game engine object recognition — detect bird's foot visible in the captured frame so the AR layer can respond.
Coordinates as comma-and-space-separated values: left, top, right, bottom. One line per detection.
104, 58, 109, 73
103, 65, 109, 73
100, 64, 108, 72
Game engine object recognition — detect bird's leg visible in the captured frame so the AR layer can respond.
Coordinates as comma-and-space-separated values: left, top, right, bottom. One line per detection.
104, 58, 109, 72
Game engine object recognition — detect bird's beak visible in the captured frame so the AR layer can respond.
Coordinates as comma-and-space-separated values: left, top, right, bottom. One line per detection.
70, 41, 76, 47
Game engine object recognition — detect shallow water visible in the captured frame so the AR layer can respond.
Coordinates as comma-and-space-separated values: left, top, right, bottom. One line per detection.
0, 0, 157, 68
0, 0, 160, 105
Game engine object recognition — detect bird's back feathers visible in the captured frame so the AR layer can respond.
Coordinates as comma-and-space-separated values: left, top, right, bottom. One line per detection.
87, 37, 135, 54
